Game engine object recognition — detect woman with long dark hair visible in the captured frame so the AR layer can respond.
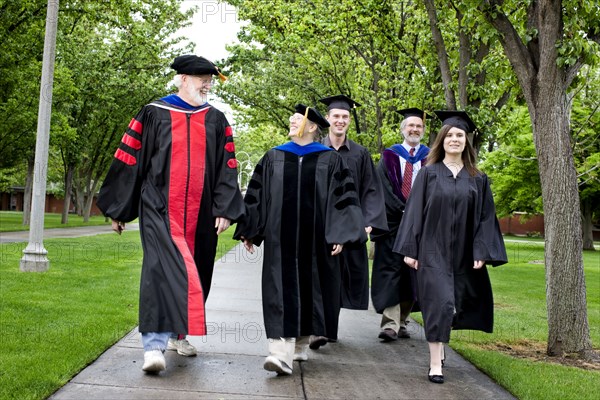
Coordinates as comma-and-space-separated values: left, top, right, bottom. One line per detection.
393, 111, 507, 384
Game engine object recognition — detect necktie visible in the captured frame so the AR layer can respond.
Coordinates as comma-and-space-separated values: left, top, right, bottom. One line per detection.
401, 147, 415, 200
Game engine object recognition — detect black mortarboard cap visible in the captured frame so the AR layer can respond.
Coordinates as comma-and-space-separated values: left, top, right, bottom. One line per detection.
396, 108, 432, 121
319, 95, 361, 111
294, 104, 330, 129
434, 110, 477, 133
171, 55, 227, 81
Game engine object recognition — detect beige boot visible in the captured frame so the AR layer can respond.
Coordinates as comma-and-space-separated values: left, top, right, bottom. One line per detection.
264, 337, 294, 375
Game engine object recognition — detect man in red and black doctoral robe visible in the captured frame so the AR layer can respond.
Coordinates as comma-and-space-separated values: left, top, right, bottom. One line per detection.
97, 55, 244, 373
234, 104, 366, 376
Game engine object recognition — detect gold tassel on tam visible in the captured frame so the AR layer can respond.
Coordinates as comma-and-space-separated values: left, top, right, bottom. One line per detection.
297, 107, 310, 138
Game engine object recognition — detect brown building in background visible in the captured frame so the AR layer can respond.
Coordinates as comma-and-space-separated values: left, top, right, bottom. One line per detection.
0, 187, 101, 215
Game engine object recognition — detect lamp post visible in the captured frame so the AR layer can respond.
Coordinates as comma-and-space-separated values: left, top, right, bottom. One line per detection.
20, 0, 59, 272
236, 151, 253, 194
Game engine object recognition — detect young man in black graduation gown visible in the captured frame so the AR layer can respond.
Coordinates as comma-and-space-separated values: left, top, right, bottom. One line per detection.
308, 95, 388, 350
234, 104, 366, 375
370, 108, 430, 341
97, 55, 244, 373
394, 111, 507, 383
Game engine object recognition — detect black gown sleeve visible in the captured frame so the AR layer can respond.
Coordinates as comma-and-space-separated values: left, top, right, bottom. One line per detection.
358, 149, 388, 236
233, 152, 269, 246
370, 156, 405, 241
211, 114, 245, 222
325, 153, 367, 245
392, 166, 429, 259
473, 174, 508, 266
96, 107, 150, 222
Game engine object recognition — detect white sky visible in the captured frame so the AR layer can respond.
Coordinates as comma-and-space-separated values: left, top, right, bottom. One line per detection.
178, 0, 243, 61
176, 1, 244, 124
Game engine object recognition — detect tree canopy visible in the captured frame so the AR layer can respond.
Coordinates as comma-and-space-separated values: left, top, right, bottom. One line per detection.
0, 0, 195, 219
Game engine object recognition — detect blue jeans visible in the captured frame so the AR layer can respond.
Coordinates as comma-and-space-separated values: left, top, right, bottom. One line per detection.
141, 332, 176, 352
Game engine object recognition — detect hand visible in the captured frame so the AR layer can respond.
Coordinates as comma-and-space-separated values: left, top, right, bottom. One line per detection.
473, 260, 485, 269
243, 238, 254, 253
215, 217, 231, 235
112, 219, 125, 235
404, 256, 418, 270
365, 226, 372, 234
331, 244, 343, 256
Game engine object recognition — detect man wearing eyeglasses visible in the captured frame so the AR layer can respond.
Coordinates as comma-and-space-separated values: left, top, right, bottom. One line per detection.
97, 55, 244, 373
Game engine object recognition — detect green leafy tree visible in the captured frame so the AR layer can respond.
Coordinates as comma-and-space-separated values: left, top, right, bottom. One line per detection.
1, 0, 194, 222
470, 0, 600, 358
571, 66, 600, 250
480, 106, 543, 217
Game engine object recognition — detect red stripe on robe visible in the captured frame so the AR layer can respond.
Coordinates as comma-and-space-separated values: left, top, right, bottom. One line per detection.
114, 148, 136, 165
129, 118, 143, 134
168, 110, 207, 335
121, 133, 141, 150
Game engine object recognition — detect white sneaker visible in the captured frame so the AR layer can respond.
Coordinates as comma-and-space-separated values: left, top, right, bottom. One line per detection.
263, 355, 292, 375
167, 338, 197, 356
142, 350, 166, 372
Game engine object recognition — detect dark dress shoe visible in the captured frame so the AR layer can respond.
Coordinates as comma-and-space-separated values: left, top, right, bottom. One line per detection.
378, 328, 398, 342
309, 336, 329, 350
398, 326, 411, 338
428, 369, 444, 384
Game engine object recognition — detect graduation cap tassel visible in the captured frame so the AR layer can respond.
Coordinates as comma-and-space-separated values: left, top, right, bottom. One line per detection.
215, 66, 227, 82
352, 107, 361, 135
297, 107, 310, 138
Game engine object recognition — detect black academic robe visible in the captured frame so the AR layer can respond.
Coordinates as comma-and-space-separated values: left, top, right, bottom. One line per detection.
393, 162, 507, 342
370, 147, 428, 313
234, 144, 367, 339
97, 100, 244, 336
323, 137, 388, 310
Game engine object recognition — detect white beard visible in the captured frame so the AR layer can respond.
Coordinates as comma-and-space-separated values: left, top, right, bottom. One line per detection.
186, 84, 207, 105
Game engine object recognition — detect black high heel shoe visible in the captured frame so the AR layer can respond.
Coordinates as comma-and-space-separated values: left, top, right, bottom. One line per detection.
428, 368, 444, 384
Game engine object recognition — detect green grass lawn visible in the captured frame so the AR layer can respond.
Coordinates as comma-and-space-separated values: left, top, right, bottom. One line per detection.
0, 231, 239, 400
0, 211, 111, 232
2, 231, 599, 399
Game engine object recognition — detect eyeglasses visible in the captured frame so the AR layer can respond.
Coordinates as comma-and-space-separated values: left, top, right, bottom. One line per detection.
289, 114, 305, 122
189, 76, 214, 86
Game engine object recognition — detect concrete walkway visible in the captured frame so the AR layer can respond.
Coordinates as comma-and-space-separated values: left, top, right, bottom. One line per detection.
47, 237, 515, 400
0, 223, 139, 243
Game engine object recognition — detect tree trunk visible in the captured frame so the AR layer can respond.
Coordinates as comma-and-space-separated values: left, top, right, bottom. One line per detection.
73, 176, 84, 216
61, 164, 74, 224
481, 0, 593, 360
22, 157, 34, 226
423, 0, 456, 109
581, 198, 595, 251
533, 92, 591, 357
82, 179, 100, 222
456, 10, 469, 109
371, 55, 384, 154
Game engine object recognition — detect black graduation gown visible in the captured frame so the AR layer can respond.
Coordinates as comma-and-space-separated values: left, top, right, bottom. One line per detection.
370, 148, 428, 313
97, 100, 244, 336
234, 144, 367, 339
393, 162, 507, 342
323, 137, 388, 310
